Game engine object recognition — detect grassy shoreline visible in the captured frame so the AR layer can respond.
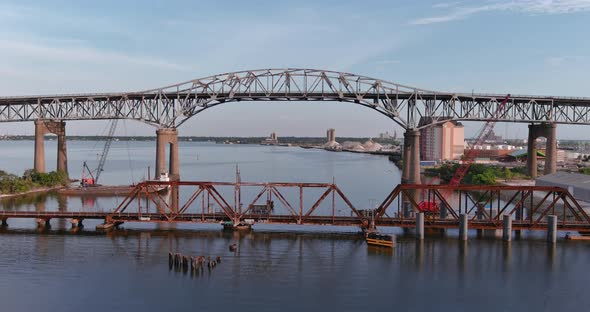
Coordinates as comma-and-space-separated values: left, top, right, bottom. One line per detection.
0, 170, 69, 196
423, 164, 529, 185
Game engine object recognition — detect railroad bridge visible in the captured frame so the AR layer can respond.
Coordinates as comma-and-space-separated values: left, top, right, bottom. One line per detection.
1, 181, 589, 240
2, 69, 590, 181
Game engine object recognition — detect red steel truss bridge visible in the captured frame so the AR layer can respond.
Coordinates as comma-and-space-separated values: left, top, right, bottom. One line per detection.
2, 68, 590, 129
1, 181, 590, 232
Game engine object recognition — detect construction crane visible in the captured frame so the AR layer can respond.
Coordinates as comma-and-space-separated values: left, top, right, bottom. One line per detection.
418, 94, 511, 212
81, 120, 119, 186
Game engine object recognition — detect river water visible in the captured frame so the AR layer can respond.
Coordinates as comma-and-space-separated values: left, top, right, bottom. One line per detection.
0, 140, 588, 311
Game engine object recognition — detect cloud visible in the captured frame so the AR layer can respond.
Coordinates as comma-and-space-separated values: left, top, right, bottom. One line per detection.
374, 60, 401, 65
410, 0, 590, 25
410, 5, 500, 25
545, 56, 567, 66
432, 2, 461, 9
0, 38, 189, 71
544, 55, 587, 66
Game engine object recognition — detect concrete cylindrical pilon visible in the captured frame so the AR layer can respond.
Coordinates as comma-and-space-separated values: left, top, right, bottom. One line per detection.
155, 128, 180, 181
547, 215, 557, 243
543, 123, 557, 175
34, 119, 68, 176
502, 214, 512, 242
402, 129, 422, 212
527, 122, 557, 178
416, 212, 424, 240
34, 120, 47, 173
459, 214, 468, 241
527, 124, 538, 178
403, 129, 421, 184
56, 121, 68, 174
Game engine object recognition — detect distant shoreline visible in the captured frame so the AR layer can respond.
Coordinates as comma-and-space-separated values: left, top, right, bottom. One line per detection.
0, 135, 400, 145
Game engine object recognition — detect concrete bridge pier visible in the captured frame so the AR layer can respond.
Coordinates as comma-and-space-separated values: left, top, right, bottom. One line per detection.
403, 129, 421, 185
155, 128, 179, 181
36, 218, 51, 228
502, 215, 512, 242
71, 218, 83, 228
34, 119, 68, 175
527, 123, 557, 178
459, 214, 468, 241
402, 129, 422, 208
416, 212, 424, 240
547, 215, 557, 243
1, 218, 7, 227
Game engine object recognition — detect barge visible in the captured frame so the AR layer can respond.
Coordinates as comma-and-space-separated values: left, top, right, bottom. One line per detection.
365, 232, 396, 248
58, 184, 167, 196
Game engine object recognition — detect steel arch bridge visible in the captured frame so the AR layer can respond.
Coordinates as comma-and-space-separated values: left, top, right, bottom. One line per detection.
1, 68, 590, 129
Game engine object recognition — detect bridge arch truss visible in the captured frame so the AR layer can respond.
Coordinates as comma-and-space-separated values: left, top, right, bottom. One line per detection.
1, 68, 590, 129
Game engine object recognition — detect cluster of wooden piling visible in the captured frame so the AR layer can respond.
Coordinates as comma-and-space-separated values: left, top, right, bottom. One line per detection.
168, 252, 221, 274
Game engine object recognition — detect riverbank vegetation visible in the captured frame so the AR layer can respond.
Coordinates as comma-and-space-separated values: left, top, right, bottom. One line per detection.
424, 164, 528, 185
0, 170, 68, 194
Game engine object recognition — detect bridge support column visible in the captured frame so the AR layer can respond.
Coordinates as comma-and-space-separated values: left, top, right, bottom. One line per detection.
1, 218, 7, 227
514, 205, 523, 239
547, 215, 557, 243
403, 129, 422, 209
416, 212, 424, 240
71, 218, 83, 228
36, 218, 50, 228
56, 121, 68, 174
502, 215, 512, 242
459, 214, 468, 241
155, 128, 180, 181
34, 120, 46, 173
527, 123, 557, 178
440, 202, 448, 219
544, 123, 557, 175
476, 204, 484, 237
402, 129, 421, 184
34, 120, 68, 176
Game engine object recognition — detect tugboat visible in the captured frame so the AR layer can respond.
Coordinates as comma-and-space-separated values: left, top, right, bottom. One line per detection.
365, 232, 396, 248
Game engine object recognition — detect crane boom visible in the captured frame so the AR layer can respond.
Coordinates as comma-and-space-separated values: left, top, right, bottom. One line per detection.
417, 94, 510, 212
95, 119, 118, 183
447, 94, 510, 186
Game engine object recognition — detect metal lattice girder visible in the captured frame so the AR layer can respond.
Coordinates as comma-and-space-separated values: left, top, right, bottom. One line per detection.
1, 68, 590, 128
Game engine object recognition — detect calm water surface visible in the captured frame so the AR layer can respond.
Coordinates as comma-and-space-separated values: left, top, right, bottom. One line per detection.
0, 140, 588, 311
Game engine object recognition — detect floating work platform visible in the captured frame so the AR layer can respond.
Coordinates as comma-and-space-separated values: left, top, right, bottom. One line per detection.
221, 220, 253, 231
565, 233, 590, 241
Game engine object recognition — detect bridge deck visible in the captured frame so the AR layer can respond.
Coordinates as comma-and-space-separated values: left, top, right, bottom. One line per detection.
1, 69, 589, 127
2, 211, 589, 232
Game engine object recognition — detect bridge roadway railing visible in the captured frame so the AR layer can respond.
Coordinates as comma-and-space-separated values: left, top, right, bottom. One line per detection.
2, 181, 590, 232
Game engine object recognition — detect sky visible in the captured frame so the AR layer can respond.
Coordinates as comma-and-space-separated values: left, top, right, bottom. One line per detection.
0, 0, 589, 139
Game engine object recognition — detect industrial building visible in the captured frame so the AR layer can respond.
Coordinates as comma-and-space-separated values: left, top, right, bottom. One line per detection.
323, 128, 342, 151
260, 132, 279, 145
536, 171, 590, 203
419, 118, 465, 161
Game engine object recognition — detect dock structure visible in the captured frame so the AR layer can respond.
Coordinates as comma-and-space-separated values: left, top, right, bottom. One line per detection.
0, 181, 589, 242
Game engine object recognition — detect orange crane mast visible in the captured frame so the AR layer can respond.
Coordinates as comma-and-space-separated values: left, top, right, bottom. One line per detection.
418, 94, 511, 213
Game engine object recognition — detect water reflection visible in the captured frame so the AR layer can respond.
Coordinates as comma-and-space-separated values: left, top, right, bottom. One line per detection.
0, 225, 587, 311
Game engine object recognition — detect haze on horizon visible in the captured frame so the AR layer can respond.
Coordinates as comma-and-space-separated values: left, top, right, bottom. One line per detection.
0, 0, 589, 140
